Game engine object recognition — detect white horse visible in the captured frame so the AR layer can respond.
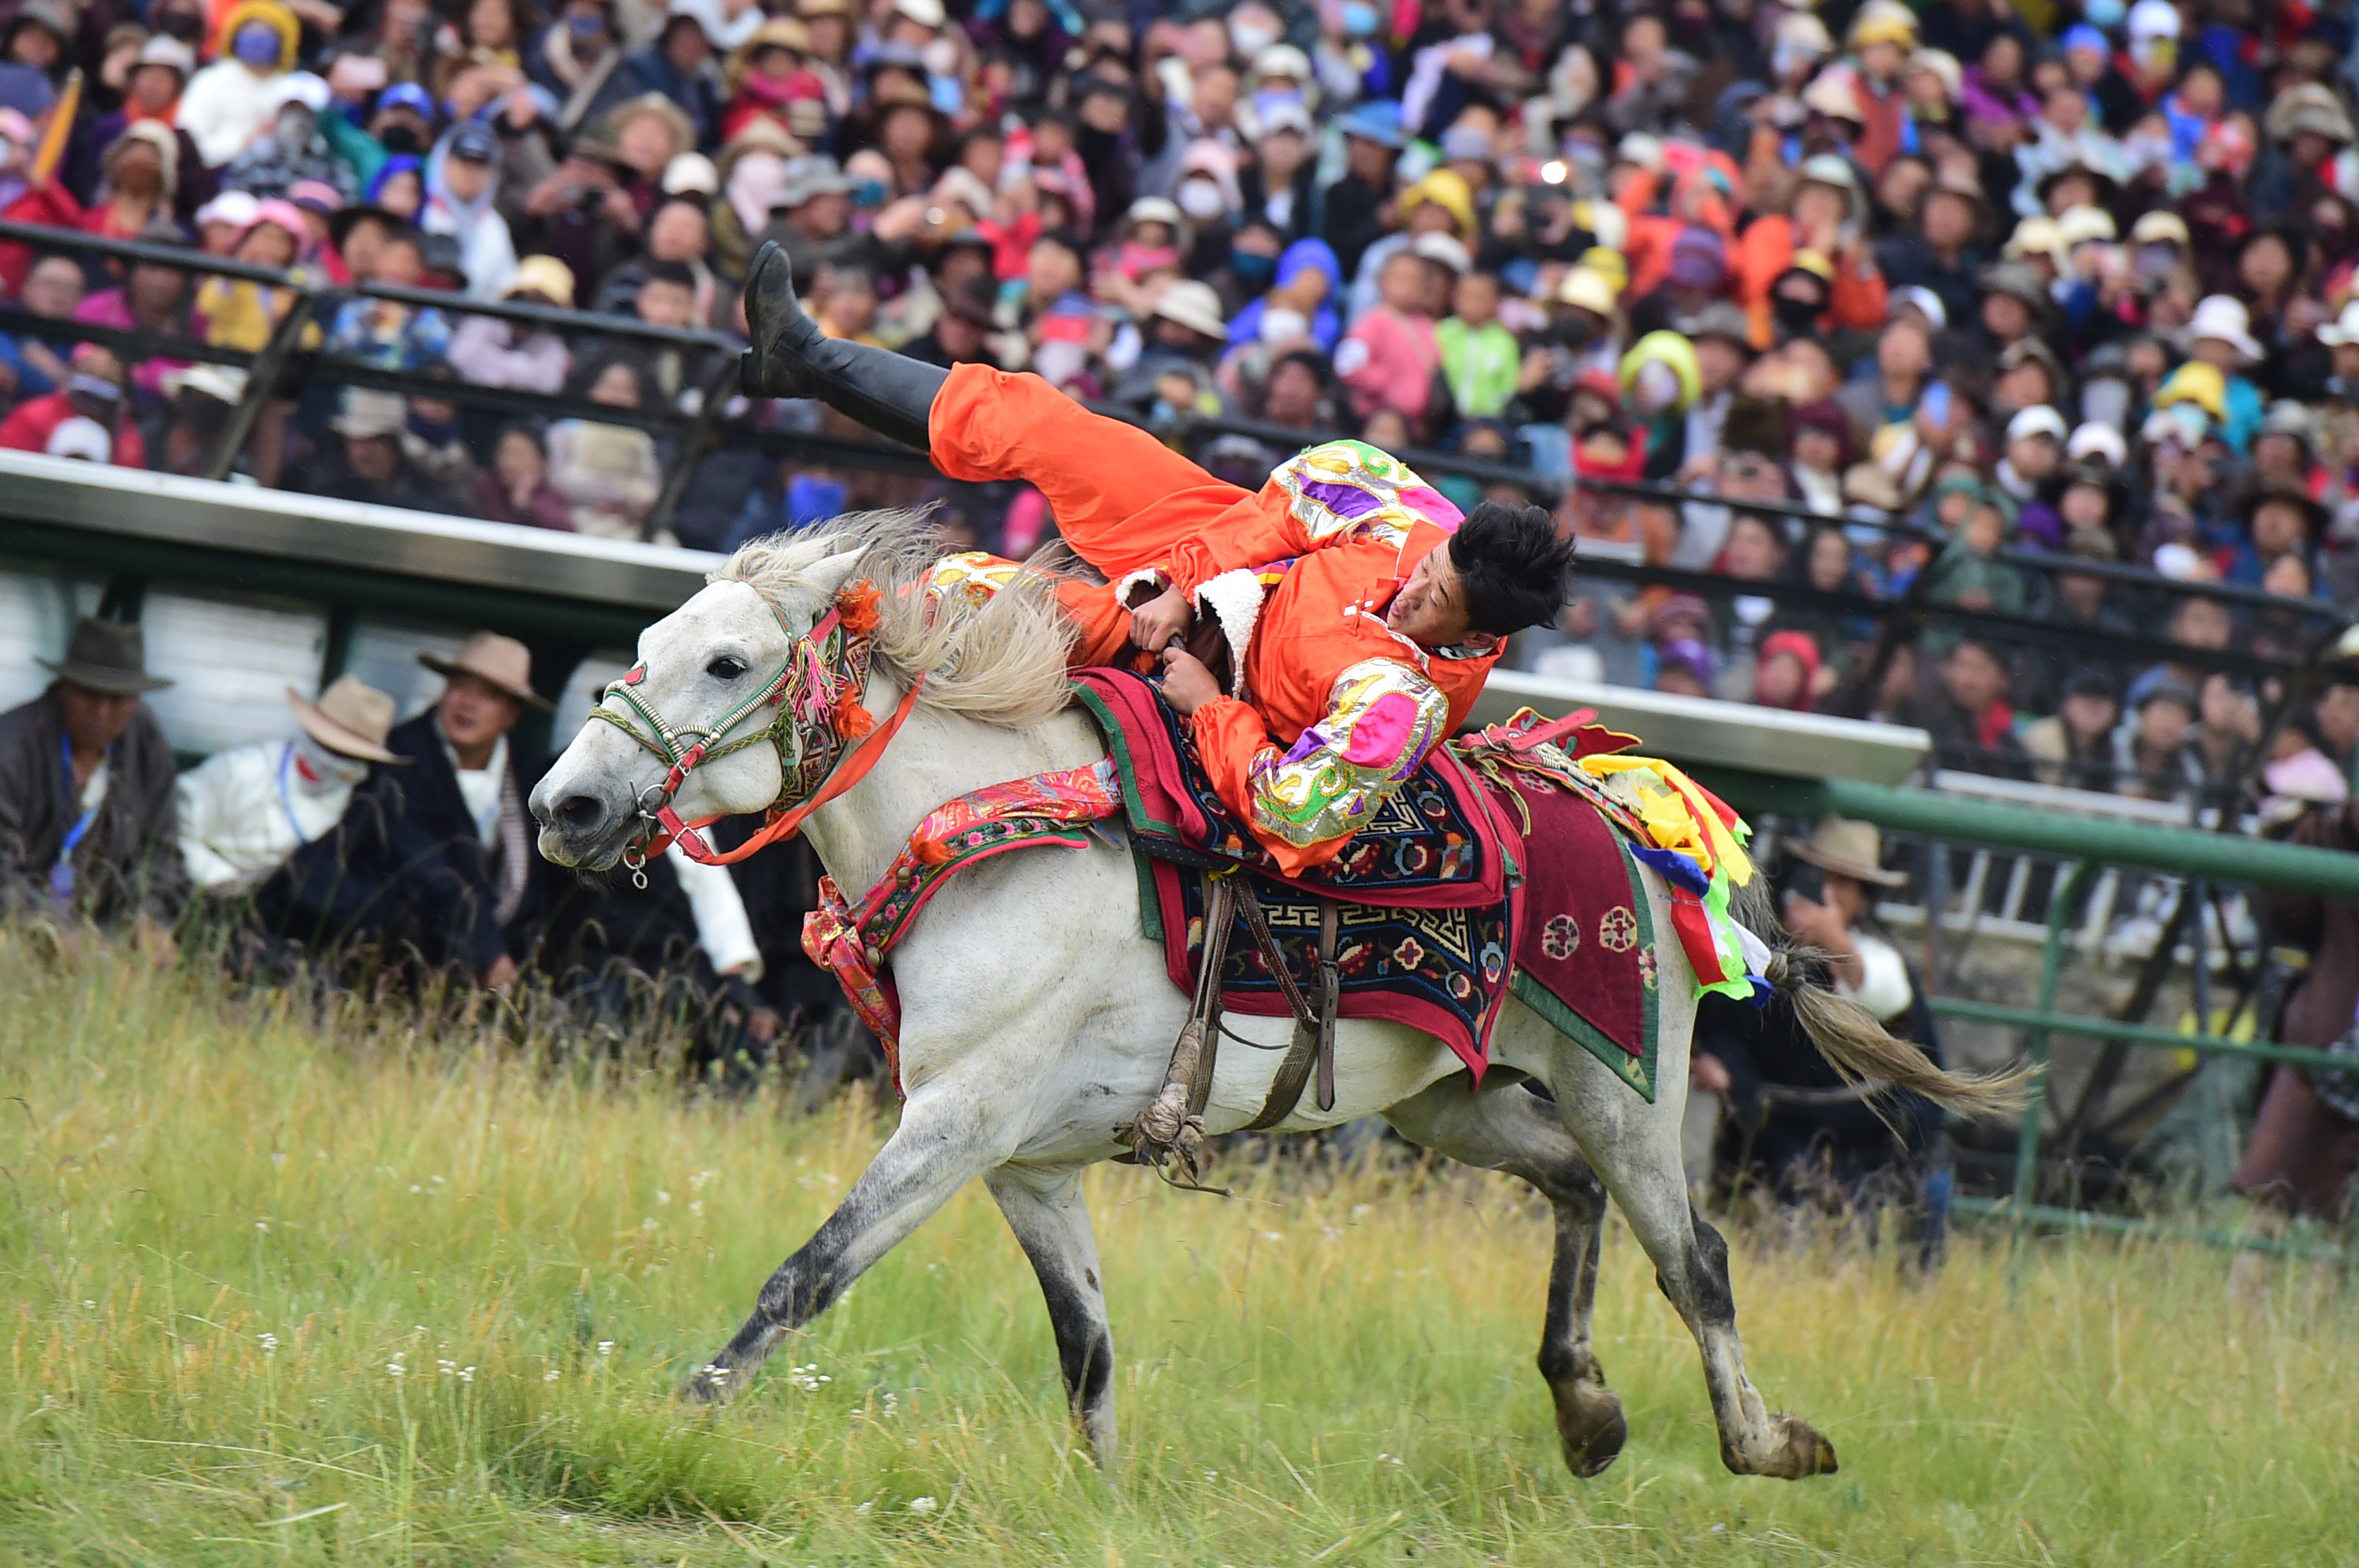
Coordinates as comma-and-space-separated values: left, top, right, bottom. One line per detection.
530, 513, 2009, 1482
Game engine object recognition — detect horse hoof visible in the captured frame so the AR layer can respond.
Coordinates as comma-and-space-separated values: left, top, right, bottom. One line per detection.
1550, 1380, 1627, 1478
680, 1360, 739, 1405
1727, 1415, 1838, 1479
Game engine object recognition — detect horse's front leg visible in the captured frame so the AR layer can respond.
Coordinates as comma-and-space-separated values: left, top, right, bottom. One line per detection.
685, 1082, 1007, 1402
985, 1163, 1117, 1469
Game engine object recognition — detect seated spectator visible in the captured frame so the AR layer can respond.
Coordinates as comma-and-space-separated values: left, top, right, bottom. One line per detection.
596, 6, 723, 148
0, 616, 186, 929
420, 121, 517, 299
304, 388, 467, 513
0, 252, 84, 402
259, 634, 548, 988
1105, 279, 1230, 417
71, 233, 194, 404
898, 275, 1000, 367
1335, 247, 1442, 433
176, 675, 402, 894
322, 226, 451, 369
447, 254, 576, 393
84, 124, 179, 248
179, 0, 302, 169
2024, 669, 2123, 792
193, 198, 309, 352
2116, 679, 2202, 805
0, 344, 148, 467
1692, 817, 1942, 1207
221, 74, 352, 201
1751, 629, 1821, 712
474, 421, 574, 529
547, 356, 663, 538
152, 363, 248, 477
1912, 635, 2031, 778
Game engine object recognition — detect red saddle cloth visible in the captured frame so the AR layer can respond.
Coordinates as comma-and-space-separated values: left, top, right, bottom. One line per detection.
1077, 670, 1658, 1094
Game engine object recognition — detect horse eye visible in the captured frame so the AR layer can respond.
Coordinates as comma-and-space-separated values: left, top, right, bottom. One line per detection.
707, 656, 747, 681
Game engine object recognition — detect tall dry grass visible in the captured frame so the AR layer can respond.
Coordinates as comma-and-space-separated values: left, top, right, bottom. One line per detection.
1, 932, 2354, 1566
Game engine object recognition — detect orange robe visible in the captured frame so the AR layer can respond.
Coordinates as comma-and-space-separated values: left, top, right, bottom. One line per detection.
928, 365, 1499, 875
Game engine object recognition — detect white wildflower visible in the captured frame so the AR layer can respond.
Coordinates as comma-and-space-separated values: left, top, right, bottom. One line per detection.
80, 1300, 94, 1310
909, 1497, 936, 1515
853, 1501, 873, 1517
258, 1333, 279, 1355
438, 1359, 456, 1376
655, 1190, 670, 1206
544, 1369, 560, 1382
254, 1220, 269, 1233
459, 1366, 475, 1382
387, 1361, 405, 1378
786, 1362, 829, 1392
596, 1341, 614, 1357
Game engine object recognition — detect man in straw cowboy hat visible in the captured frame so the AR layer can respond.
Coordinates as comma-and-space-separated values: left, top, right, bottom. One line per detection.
1691, 816, 1945, 1202
263, 632, 550, 989
176, 674, 406, 894
0, 615, 186, 929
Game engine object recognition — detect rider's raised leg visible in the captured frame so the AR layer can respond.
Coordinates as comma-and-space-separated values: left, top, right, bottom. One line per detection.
741, 241, 951, 450
684, 1078, 1013, 1402
1385, 1073, 1627, 1478
926, 364, 1251, 578
985, 1163, 1119, 1467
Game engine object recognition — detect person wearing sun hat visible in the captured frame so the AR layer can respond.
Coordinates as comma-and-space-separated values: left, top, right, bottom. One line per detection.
263, 633, 551, 989
175, 675, 409, 894
0, 617, 186, 925
2181, 294, 2267, 452
1690, 813, 1941, 1203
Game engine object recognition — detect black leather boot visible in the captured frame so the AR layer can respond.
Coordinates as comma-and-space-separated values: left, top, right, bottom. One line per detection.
740, 240, 949, 454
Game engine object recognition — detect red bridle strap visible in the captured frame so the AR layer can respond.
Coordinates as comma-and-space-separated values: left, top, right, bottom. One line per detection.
652, 674, 927, 866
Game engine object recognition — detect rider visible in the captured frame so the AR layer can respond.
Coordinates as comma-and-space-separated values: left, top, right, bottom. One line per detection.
738, 242, 1577, 876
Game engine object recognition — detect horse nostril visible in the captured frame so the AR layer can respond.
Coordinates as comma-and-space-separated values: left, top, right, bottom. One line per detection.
557, 794, 607, 831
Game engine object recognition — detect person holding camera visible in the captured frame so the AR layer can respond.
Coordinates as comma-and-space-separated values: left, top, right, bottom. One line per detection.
1690, 816, 1946, 1207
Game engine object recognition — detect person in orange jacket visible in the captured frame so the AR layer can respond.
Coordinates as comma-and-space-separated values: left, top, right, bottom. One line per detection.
1731, 155, 1889, 348
736, 242, 1577, 875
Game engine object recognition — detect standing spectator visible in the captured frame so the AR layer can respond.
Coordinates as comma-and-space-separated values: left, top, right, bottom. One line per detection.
176, 676, 403, 894
1335, 247, 1440, 434
0, 617, 186, 931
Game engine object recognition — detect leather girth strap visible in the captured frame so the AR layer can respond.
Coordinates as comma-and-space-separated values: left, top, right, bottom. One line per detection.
1241, 891, 1341, 1131
1117, 875, 1343, 1191
1116, 874, 1236, 1191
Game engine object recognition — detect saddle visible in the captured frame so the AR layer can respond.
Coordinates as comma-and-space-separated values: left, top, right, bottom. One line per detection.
1074, 669, 1522, 1186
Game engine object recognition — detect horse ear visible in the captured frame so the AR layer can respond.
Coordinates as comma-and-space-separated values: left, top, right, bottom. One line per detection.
801, 548, 866, 607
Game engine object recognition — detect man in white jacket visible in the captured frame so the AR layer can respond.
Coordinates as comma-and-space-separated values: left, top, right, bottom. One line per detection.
177, 675, 401, 894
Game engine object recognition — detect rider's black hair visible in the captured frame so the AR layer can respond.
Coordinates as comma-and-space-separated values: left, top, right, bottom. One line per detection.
1447, 500, 1577, 637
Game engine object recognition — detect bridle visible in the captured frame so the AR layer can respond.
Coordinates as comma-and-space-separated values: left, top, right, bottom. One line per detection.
586, 579, 921, 885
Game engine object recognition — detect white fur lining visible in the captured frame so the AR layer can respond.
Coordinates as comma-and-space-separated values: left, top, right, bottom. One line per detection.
1111, 567, 1168, 607
1191, 568, 1267, 697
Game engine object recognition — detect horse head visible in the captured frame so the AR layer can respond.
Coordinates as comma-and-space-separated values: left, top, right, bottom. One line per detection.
531, 547, 867, 872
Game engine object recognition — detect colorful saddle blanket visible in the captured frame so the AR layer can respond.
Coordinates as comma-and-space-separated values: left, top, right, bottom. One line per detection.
1072, 668, 1513, 909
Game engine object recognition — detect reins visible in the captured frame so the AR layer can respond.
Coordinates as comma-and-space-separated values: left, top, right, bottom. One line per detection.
586, 578, 922, 883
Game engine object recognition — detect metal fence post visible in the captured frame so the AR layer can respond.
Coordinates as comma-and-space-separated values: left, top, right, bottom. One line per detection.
2014, 859, 2095, 1220
206, 286, 321, 482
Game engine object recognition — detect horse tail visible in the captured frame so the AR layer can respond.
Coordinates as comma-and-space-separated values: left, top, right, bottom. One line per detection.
1728, 871, 2029, 1119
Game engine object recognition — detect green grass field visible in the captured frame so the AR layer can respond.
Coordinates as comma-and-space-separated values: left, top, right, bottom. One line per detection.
2, 933, 2355, 1566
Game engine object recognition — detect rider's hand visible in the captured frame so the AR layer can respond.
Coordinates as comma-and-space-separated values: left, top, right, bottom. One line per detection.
1690, 1051, 1732, 1095
1156, 646, 1222, 716
1128, 585, 1192, 651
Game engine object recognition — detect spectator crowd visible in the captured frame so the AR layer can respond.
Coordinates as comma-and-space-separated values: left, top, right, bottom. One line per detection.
0, 0, 2342, 794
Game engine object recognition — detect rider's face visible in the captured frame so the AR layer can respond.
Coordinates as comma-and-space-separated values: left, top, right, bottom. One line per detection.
1386, 548, 1483, 648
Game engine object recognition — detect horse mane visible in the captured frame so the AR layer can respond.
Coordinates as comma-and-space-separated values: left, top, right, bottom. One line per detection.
711, 509, 1079, 730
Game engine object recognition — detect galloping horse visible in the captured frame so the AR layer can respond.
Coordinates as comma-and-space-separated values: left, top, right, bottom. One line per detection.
530, 513, 2010, 1482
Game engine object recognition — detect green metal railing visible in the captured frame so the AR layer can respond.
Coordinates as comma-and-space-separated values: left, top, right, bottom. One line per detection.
1701, 766, 2356, 1257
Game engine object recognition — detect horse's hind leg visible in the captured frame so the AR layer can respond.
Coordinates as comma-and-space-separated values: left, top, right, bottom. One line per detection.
1548, 1042, 1838, 1480
1385, 1074, 1626, 1478
685, 1086, 1005, 1403
985, 1163, 1118, 1469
